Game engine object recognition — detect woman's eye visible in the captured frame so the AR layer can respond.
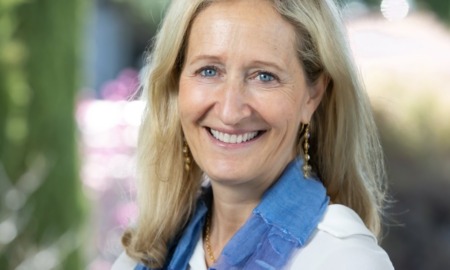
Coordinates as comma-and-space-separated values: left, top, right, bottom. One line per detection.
257, 72, 275, 82
199, 67, 217, 77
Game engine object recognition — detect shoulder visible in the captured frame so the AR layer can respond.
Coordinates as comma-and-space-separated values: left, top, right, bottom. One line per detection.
111, 251, 138, 270
287, 204, 394, 270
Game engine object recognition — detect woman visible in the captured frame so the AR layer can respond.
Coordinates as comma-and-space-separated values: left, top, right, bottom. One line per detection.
113, 0, 394, 269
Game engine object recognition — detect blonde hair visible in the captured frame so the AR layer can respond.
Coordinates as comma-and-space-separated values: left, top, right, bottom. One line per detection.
123, 0, 387, 267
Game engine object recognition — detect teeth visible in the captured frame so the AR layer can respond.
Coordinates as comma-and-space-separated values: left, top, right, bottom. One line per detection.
210, 129, 258, 144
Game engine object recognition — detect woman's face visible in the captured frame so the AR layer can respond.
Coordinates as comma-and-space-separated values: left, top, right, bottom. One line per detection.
179, 0, 324, 187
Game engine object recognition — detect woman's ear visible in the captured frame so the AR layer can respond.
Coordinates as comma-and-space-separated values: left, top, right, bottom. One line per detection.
301, 74, 329, 123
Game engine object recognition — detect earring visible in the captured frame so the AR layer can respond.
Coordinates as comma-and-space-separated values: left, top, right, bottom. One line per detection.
183, 139, 191, 172
302, 124, 312, 178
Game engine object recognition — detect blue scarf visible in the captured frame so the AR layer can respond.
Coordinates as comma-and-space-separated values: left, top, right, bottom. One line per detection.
136, 158, 329, 270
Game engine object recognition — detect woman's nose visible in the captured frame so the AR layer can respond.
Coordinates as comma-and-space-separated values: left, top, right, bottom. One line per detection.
216, 79, 252, 126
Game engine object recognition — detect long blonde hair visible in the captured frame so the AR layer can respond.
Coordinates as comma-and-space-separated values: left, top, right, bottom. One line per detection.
123, 0, 387, 267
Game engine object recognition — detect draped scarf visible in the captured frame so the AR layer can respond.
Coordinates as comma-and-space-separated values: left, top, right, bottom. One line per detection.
135, 158, 329, 270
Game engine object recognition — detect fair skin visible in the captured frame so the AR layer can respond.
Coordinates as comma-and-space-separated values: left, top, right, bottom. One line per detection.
178, 0, 326, 266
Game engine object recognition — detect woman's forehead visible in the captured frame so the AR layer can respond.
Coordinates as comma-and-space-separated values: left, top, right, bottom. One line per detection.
185, 0, 298, 63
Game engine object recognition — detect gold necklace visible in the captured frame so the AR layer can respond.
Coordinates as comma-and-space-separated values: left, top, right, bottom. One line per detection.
204, 214, 217, 264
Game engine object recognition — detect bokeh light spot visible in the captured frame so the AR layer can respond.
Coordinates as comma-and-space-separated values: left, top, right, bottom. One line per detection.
0, 220, 18, 245
381, 0, 410, 21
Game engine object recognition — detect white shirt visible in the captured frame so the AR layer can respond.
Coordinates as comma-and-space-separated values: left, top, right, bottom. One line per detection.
112, 204, 394, 270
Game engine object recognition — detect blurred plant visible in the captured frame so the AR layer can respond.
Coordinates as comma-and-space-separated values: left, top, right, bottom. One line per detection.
415, 0, 450, 24
0, 0, 30, 176
0, 158, 83, 270
0, 0, 88, 269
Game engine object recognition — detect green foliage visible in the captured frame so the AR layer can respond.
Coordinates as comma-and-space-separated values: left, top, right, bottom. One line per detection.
0, 0, 87, 269
0, 0, 29, 179
416, 0, 450, 24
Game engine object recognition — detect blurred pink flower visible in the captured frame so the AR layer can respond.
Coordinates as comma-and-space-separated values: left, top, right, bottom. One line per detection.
115, 202, 138, 227
100, 68, 139, 101
76, 79, 144, 267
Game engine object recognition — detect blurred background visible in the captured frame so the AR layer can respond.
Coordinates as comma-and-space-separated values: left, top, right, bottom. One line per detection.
0, 0, 449, 269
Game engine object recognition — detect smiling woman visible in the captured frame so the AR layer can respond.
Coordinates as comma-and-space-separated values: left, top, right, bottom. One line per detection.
112, 0, 394, 269
178, 1, 324, 190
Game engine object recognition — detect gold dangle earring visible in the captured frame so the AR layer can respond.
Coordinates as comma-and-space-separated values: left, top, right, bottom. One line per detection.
183, 139, 191, 172
302, 124, 312, 178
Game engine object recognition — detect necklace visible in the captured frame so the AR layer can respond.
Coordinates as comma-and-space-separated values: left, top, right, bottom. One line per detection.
204, 214, 217, 264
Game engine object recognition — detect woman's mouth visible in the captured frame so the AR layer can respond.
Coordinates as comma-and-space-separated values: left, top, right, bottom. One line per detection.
208, 128, 264, 144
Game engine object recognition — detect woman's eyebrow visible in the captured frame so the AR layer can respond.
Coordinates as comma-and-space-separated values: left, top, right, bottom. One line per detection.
187, 55, 286, 71
248, 60, 285, 72
187, 54, 224, 65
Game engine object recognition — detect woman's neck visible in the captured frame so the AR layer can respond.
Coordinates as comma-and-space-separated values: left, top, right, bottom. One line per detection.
204, 182, 267, 265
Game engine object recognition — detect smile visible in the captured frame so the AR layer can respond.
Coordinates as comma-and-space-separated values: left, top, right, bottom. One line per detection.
209, 128, 261, 144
